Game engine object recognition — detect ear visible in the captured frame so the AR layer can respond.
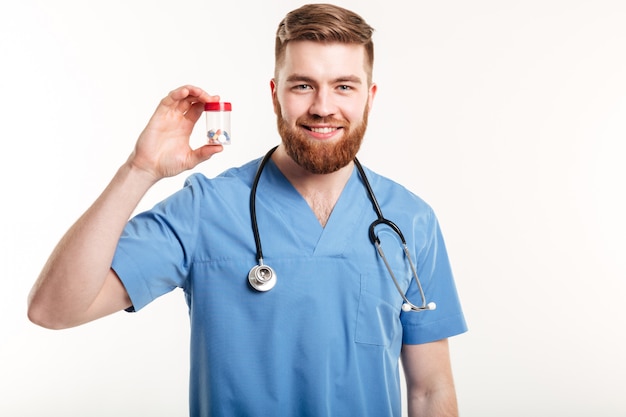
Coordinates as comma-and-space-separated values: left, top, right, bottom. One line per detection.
367, 82, 377, 112
270, 79, 279, 114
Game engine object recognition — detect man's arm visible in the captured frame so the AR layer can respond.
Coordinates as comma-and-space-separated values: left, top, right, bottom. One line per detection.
401, 338, 459, 417
27, 85, 223, 329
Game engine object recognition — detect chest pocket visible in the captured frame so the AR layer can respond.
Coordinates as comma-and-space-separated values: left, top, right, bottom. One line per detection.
355, 273, 403, 346
354, 229, 410, 346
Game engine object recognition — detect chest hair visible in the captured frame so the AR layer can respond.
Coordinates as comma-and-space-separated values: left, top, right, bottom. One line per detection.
303, 192, 337, 227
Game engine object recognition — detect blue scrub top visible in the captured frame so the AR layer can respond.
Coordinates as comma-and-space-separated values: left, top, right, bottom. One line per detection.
112, 156, 467, 417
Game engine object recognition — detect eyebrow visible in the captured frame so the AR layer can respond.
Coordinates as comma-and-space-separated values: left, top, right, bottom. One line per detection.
285, 74, 363, 85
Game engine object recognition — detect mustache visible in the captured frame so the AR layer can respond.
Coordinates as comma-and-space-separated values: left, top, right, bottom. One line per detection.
296, 115, 349, 128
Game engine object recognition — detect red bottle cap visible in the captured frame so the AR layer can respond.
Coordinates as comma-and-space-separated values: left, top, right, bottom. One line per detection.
204, 102, 232, 111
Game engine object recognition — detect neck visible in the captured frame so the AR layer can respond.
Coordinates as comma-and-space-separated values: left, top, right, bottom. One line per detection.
272, 145, 354, 227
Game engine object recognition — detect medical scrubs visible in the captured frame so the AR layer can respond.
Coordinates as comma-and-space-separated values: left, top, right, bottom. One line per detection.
112, 156, 467, 417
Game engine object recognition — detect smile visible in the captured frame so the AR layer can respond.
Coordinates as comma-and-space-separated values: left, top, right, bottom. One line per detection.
307, 126, 340, 134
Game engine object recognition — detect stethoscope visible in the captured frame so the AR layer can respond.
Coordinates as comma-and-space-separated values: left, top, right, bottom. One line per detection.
248, 146, 436, 312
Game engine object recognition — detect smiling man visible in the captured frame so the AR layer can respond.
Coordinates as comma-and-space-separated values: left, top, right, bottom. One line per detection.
28, 4, 467, 417
272, 40, 373, 175
271, 39, 375, 226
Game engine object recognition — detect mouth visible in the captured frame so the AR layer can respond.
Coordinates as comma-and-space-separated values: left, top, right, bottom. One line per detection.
301, 125, 345, 140
307, 126, 340, 134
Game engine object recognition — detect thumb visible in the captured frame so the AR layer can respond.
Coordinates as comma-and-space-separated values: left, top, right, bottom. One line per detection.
190, 144, 224, 166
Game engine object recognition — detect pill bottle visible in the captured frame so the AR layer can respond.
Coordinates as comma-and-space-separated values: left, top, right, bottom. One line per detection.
205, 102, 232, 145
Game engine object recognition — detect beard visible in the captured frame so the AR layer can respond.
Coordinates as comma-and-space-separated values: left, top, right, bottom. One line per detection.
276, 103, 369, 174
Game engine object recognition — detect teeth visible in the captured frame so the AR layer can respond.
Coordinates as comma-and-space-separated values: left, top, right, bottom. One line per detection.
310, 127, 336, 134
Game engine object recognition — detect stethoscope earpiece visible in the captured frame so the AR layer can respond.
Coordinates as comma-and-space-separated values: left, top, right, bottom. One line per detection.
402, 301, 437, 312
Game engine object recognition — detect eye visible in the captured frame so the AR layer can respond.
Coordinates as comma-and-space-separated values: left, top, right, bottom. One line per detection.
337, 84, 357, 93
293, 84, 312, 91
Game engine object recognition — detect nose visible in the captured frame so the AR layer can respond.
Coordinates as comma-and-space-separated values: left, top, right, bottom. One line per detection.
309, 88, 336, 118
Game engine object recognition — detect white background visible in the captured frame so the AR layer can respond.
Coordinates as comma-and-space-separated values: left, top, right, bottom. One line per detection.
1, 0, 625, 416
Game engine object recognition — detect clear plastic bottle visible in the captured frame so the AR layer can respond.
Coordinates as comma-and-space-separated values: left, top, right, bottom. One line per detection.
205, 102, 232, 145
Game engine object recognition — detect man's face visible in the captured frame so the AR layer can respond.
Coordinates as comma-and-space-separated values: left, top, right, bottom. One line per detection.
271, 41, 377, 174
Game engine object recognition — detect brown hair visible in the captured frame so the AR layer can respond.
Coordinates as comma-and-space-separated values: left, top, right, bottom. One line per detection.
274, 3, 375, 83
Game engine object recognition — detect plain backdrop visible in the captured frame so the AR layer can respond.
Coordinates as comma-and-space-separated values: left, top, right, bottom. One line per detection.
1, 0, 625, 416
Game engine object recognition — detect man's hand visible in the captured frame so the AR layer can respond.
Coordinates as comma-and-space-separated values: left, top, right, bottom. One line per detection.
128, 85, 224, 182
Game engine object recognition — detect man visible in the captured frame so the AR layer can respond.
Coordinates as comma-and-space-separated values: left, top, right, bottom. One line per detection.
28, 4, 467, 416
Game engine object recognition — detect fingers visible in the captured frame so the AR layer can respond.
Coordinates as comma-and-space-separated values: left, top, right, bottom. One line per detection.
144, 84, 220, 138
161, 85, 220, 115
132, 85, 224, 178
184, 100, 207, 125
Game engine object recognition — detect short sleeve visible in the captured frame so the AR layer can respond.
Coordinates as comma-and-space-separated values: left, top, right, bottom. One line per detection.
400, 210, 467, 344
111, 175, 202, 311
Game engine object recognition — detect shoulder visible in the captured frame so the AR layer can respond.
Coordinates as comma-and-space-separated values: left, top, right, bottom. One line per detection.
147, 158, 263, 215
181, 157, 263, 195
357, 164, 434, 217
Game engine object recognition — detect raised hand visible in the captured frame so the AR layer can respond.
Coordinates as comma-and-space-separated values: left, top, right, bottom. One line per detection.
128, 85, 224, 181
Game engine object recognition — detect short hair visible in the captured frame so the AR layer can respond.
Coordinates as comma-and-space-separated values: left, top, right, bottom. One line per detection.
274, 3, 375, 83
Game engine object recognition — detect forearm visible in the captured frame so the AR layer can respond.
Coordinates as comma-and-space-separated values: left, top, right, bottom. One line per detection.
406, 384, 459, 417
401, 340, 459, 417
27, 161, 157, 328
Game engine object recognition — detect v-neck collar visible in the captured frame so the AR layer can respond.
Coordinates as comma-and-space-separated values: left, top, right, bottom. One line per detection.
259, 159, 370, 257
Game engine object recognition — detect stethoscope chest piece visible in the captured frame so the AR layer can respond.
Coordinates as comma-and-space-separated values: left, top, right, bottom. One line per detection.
248, 264, 277, 292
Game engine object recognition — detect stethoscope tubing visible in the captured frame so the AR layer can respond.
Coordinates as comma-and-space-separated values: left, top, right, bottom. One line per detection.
249, 146, 278, 266
353, 158, 434, 312
248, 146, 435, 311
